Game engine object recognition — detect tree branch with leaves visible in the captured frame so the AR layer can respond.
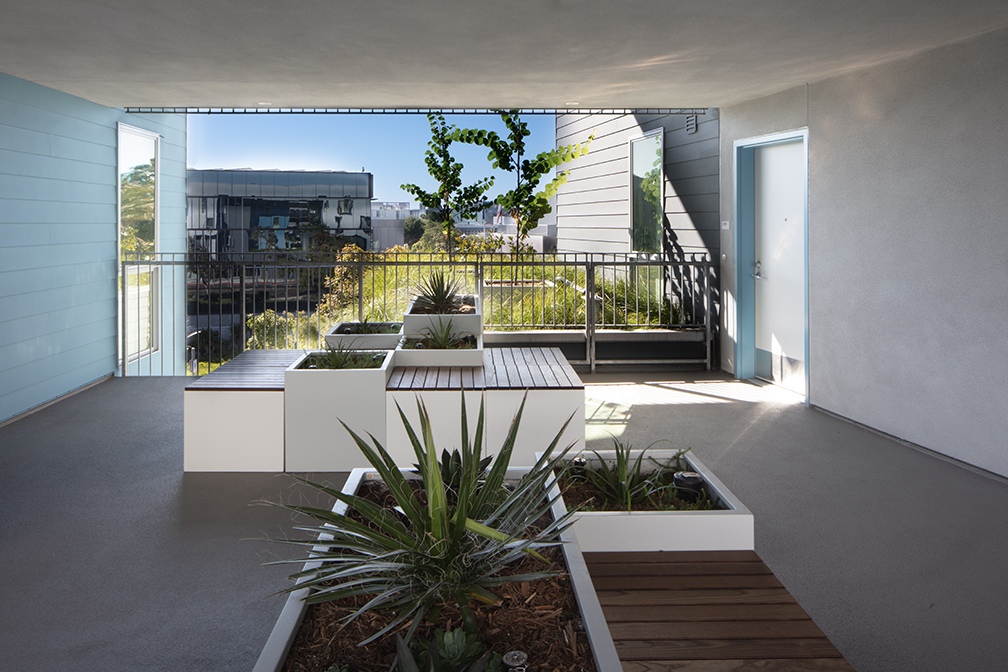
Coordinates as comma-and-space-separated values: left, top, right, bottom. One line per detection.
401, 114, 495, 255
453, 111, 594, 250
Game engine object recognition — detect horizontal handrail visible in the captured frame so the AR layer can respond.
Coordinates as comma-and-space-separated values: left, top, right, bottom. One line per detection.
121, 251, 713, 375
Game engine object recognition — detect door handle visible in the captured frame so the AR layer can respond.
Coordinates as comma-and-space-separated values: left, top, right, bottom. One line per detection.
752, 261, 764, 280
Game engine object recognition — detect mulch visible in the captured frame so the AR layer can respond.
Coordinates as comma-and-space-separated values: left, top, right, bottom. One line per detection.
279, 482, 596, 672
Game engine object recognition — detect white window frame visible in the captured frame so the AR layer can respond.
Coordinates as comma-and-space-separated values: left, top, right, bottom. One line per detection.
117, 123, 161, 368
628, 128, 664, 254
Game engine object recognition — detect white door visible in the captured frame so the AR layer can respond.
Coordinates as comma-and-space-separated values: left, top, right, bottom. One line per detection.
754, 140, 805, 394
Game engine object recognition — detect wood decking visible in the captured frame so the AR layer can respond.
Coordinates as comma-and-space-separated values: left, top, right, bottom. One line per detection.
386, 346, 583, 391
184, 349, 301, 391
583, 551, 854, 672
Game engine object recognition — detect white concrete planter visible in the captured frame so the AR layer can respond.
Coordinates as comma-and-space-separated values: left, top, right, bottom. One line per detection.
482, 278, 554, 302
283, 350, 394, 472
393, 332, 485, 368
324, 322, 403, 350
253, 467, 621, 672
402, 295, 483, 338
543, 449, 754, 553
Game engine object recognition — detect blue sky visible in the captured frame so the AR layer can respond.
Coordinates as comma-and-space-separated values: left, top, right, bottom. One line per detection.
186, 113, 557, 204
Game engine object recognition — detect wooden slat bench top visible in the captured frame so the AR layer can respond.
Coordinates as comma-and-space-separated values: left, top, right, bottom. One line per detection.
185, 349, 302, 391
387, 347, 583, 391
584, 550, 855, 671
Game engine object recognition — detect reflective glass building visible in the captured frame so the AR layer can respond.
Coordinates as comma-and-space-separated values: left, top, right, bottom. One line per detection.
187, 169, 374, 255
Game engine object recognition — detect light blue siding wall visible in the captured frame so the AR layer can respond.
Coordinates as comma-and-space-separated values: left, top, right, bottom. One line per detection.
0, 72, 186, 423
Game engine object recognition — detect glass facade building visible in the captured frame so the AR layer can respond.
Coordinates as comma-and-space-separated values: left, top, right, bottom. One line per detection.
187, 169, 374, 256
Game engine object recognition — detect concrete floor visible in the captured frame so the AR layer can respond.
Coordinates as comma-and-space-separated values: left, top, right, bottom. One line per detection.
1, 372, 1006, 671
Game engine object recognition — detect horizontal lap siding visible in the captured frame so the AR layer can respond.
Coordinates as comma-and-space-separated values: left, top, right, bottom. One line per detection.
554, 110, 720, 259
0, 72, 186, 423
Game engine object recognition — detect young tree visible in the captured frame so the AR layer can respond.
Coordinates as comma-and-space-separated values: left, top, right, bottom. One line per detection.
401, 114, 495, 255
453, 111, 594, 250
402, 215, 425, 247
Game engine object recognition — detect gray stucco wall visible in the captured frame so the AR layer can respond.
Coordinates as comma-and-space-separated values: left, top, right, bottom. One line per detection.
719, 26, 1008, 477
0, 72, 186, 423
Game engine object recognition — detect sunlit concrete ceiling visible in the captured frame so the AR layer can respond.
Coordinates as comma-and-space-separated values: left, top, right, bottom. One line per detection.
3, 0, 1007, 110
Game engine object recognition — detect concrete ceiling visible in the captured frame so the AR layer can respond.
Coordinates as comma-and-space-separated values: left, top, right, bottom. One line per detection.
3, 0, 1008, 110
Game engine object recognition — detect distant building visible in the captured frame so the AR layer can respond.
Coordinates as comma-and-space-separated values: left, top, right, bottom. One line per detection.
187, 169, 374, 255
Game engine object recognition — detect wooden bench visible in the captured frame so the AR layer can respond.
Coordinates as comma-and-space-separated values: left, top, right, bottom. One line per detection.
585, 550, 855, 671
183, 350, 301, 471
385, 347, 585, 468
183, 347, 585, 472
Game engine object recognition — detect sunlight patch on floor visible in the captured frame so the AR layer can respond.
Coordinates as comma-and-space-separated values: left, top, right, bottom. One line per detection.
585, 397, 630, 441
585, 379, 803, 406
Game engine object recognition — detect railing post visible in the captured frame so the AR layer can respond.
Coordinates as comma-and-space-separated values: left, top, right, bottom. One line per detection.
586, 256, 595, 373
121, 259, 127, 377
705, 258, 712, 370
357, 257, 365, 321
240, 262, 247, 355
475, 258, 484, 312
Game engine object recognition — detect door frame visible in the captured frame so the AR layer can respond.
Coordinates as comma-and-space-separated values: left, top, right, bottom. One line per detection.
733, 129, 809, 404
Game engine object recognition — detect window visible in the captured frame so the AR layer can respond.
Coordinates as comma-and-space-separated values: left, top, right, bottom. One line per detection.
118, 123, 160, 361
630, 129, 663, 253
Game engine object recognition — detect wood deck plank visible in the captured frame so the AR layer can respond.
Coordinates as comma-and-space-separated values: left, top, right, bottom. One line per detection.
620, 659, 855, 672
586, 561, 774, 577
584, 551, 851, 670
601, 603, 814, 623
521, 347, 549, 388
607, 620, 828, 641
596, 588, 798, 607
585, 551, 760, 565
615, 639, 845, 661
589, 574, 785, 591
530, 347, 562, 387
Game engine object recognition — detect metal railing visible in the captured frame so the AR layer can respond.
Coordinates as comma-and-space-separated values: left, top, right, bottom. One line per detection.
120, 251, 714, 375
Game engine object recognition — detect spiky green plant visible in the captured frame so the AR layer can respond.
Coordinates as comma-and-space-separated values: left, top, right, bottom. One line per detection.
304, 342, 385, 370
261, 393, 577, 647
582, 438, 688, 512
396, 629, 501, 672
422, 316, 466, 349
413, 270, 463, 314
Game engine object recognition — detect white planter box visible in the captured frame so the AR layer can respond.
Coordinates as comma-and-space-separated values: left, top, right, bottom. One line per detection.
482, 278, 554, 302
543, 449, 754, 553
324, 322, 403, 350
184, 389, 285, 472
485, 388, 585, 468
253, 467, 621, 672
284, 350, 394, 472
393, 333, 485, 368
385, 389, 487, 465
402, 295, 483, 338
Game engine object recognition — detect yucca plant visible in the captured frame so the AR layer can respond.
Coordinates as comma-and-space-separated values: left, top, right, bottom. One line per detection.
262, 392, 577, 647
413, 269, 463, 314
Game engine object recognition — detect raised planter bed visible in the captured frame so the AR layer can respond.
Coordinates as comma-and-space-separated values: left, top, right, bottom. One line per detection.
543, 448, 754, 553
402, 294, 483, 338
252, 467, 621, 672
482, 277, 555, 302
393, 332, 485, 368
323, 321, 403, 350
283, 349, 394, 472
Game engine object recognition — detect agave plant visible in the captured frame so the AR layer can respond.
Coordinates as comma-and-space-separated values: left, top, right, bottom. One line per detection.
397, 628, 501, 672
413, 269, 463, 314
583, 438, 688, 512
262, 392, 577, 647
